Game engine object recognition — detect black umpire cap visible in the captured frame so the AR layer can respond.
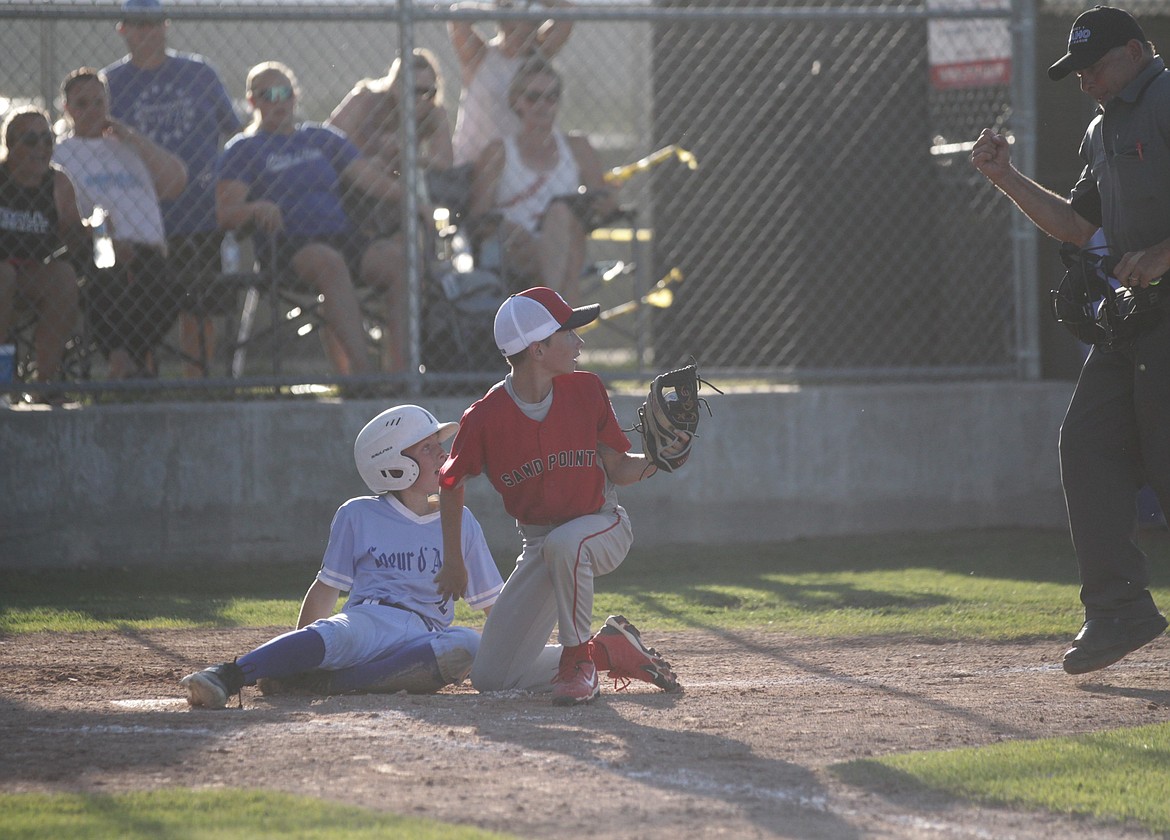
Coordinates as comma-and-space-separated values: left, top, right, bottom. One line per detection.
1048, 6, 1146, 81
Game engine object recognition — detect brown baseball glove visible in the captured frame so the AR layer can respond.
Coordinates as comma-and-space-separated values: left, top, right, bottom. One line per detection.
635, 362, 721, 473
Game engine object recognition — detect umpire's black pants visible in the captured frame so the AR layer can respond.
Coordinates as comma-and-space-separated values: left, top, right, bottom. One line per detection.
1058, 303, 1170, 620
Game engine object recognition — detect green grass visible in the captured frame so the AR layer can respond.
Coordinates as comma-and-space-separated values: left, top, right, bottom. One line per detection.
0, 789, 514, 840
3, 528, 1168, 639
831, 723, 1170, 834
2, 527, 1169, 836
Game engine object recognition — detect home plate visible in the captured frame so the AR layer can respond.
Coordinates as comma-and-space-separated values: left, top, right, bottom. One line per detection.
111, 698, 190, 711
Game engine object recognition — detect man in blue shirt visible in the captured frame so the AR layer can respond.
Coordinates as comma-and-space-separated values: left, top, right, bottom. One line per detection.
103, 0, 241, 376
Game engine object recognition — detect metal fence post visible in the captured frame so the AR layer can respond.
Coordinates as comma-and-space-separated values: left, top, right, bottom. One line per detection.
398, 0, 421, 390
39, 20, 56, 114
1010, 0, 1041, 380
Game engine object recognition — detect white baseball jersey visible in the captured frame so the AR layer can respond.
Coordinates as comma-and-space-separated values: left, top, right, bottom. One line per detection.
317, 494, 503, 624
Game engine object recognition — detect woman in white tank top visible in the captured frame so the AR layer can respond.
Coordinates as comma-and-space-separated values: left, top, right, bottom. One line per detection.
448, 0, 575, 166
467, 57, 617, 304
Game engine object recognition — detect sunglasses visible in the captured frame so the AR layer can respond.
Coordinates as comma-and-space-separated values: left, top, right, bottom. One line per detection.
68, 95, 106, 110
254, 85, 295, 103
414, 86, 438, 100
13, 130, 54, 148
522, 89, 561, 104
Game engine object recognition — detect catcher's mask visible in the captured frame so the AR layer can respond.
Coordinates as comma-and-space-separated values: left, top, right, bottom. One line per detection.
1051, 243, 1163, 352
354, 405, 458, 493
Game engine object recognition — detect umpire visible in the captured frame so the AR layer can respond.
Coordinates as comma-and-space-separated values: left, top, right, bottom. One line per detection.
971, 5, 1169, 674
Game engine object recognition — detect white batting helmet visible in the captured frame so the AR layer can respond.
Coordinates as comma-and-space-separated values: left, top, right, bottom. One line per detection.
354, 405, 459, 493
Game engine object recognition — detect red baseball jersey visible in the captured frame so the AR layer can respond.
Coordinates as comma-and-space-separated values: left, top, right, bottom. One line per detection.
440, 372, 631, 525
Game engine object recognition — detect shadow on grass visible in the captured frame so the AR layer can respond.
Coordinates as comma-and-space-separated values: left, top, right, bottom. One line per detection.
621, 528, 1091, 584
686, 577, 950, 612
828, 741, 1170, 836
826, 760, 1016, 824
608, 528, 1170, 599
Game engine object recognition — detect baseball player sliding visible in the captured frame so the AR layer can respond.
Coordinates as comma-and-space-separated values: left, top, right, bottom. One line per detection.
180, 405, 503, 708
435, 286, 686, 705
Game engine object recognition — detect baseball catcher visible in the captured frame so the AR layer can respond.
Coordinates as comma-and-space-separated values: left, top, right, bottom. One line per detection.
635, 361, 721, 474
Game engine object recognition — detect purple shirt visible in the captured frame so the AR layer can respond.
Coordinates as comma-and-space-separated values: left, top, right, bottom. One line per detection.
104, 51, 241, 235
216, 123, 359, 236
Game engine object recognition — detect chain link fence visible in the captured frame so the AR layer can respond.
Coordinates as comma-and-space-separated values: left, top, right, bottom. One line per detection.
0, 0, 1026, 402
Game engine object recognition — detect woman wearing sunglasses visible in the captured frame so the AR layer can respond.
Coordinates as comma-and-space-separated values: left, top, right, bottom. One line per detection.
0, 108, 84, 393
467, 56, 616, 304
216, 62, 409, 376
53, 67, 189, 380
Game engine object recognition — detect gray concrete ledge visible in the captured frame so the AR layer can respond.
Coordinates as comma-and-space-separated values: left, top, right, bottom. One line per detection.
0, 381, 1073, 569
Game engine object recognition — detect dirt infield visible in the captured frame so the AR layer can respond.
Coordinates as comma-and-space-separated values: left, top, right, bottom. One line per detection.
2, 627, 1168, 839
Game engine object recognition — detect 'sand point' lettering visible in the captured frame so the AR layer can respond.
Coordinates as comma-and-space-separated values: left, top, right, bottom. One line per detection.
499, 448, 597, 488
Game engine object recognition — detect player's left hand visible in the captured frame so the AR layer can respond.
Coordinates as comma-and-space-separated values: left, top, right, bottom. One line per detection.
434, 560, 467, 602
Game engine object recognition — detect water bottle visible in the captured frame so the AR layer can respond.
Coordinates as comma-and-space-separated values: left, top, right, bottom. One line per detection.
220, 230, 241, 273
433, 208, 452, 263
89, 206, 115, 269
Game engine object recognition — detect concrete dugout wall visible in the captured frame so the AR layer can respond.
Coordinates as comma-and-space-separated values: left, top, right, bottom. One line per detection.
0, 382, 1073, 569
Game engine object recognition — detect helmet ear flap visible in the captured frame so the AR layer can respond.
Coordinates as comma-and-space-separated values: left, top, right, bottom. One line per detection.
376, 457, 421, 490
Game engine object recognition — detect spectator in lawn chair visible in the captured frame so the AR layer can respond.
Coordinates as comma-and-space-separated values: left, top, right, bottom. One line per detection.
54, 67, 189, 380
467, 57, 617, 303
103, 0, 242, 377
0, 108, 84, 395
217, 62, 417, 376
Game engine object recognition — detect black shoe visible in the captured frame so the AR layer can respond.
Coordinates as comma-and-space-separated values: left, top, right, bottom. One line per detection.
256, 669, 331, 696
1062, 614, 1168, 675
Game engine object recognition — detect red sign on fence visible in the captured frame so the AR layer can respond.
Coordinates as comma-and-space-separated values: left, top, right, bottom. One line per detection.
928, 0, 1012, 90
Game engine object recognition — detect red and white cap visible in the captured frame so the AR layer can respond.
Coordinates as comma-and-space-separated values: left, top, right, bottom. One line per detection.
493, 287, 600, 356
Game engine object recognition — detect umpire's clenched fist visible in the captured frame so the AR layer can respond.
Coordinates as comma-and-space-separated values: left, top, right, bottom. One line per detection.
970, 128, 1012, 182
